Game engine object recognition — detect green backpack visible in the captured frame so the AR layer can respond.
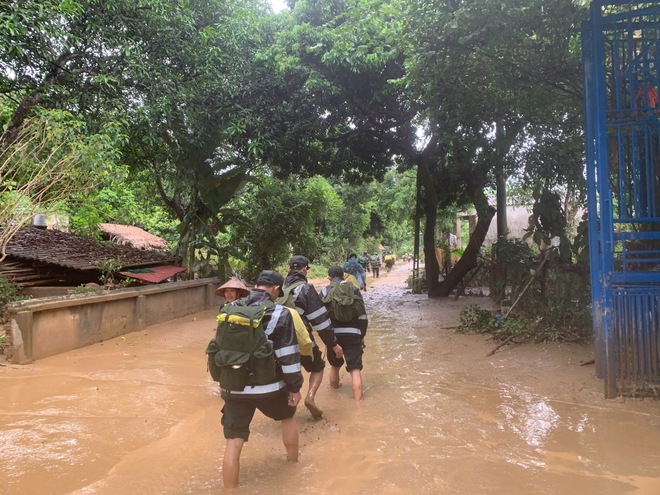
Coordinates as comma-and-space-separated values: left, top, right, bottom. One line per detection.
322, 281, 356, 323
205, 301, 277, 391
276, 280, 305, 308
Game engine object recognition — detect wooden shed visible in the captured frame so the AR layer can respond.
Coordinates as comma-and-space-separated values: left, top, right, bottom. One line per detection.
0, 227, 180, 289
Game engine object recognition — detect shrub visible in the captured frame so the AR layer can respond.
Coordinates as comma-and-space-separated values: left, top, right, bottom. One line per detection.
0, 274, 25, 311
67, 285, 102, 295
406, 270, 425, 294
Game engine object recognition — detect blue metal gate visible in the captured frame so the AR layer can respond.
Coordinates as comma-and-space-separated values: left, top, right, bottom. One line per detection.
583, 1, 660, 397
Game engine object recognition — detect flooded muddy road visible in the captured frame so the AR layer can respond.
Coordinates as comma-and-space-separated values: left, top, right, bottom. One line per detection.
1, 263, 659, 495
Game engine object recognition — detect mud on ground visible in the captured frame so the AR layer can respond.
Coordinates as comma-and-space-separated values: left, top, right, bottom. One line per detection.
1, 262, 659, 495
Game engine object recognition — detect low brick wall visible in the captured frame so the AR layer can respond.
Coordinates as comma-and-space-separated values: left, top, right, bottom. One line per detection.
4, 278, 223, 364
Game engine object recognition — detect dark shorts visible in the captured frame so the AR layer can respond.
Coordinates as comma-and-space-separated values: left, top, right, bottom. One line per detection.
221, 389, 296, 441
300, 344, 326, 373
327, 336, 364, 372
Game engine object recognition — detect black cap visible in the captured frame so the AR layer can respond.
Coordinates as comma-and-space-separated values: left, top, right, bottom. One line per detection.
328, 266, 344, 279
256, 270, 284, 287
288, 255, 309, 269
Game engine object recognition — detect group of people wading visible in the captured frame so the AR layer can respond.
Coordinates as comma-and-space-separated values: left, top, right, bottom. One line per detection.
212, 255, 369, 489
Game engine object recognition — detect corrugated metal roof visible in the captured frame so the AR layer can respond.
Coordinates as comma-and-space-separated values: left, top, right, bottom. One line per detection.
3, 227, 176, 271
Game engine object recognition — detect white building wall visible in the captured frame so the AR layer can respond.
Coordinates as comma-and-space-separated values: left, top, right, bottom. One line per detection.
483, 205, 532, 246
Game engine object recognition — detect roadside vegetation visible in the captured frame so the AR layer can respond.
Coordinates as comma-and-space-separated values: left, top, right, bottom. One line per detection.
0, 274, 26, 352
0, 1, 598, 345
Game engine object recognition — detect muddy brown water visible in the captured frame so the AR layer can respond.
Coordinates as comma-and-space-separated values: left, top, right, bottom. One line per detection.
1, 263, 659, 495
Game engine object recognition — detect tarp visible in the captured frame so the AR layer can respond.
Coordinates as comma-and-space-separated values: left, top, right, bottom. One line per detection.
119, 265, 186, 284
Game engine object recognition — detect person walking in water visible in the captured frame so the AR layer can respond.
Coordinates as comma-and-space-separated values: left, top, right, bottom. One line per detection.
370, 253, 381, 278
359, 251, 371, 275
282, 255, 343, 418
343, 252, 366, 291
320, 266, 369, 400
219, 270, 303, 489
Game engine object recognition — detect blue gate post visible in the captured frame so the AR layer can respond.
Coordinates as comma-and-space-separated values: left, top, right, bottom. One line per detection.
582, 16, 608, 383
584, 1, 618, 397
591, 1, 618, 399
583, 0, 660, 397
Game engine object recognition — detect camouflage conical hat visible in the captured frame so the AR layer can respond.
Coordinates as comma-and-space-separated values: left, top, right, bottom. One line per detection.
216, 277, 249, 297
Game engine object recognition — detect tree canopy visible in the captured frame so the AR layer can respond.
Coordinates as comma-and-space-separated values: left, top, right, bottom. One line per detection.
1, 0, 590, 290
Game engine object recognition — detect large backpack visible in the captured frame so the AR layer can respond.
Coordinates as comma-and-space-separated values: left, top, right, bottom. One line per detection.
322, 281, 357, 323
205, 301, 277, 391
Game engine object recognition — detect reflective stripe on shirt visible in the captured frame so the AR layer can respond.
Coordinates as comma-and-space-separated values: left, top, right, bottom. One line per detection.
264, 305, 284, 336
226, 380, 285, 395
276, 344, 299, 358
281, 362, 302, 374
306, 306, 326, 320
313, 318, 332, 331
333, 326, 362, 336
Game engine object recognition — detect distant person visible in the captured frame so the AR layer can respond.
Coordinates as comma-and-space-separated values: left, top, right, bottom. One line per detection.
384, 252, 395, 272
216, 276, 249, 305
281, 255, 343, 419
320, 266, 368, 400
343, 253, 366, 290
219, 270, 303, 489
370, 253, 381, 278
358, 251, 371, 274
449, 232, 457, 250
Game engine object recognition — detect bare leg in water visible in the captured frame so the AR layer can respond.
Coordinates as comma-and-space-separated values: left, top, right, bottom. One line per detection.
281, 417, 299, 461
223, 418, 298, 489
223, 438, 244, 489
329, 366, 340, 389
350, 369, 363, 400
329, 366, 363, 401
304, 370, 324, 418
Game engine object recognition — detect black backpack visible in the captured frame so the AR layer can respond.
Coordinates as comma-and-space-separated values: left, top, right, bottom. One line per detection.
205, 301, 277, 391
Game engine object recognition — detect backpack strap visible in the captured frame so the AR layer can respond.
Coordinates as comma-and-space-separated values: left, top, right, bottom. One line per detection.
247, 302, 273, 352
321, 280, 340, 304
278, 280, 305, 307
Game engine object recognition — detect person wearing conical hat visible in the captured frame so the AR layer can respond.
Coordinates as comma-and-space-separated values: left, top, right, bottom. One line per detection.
216, 276, 249, 303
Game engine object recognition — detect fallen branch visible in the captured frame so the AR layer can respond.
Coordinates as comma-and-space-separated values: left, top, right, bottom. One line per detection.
486, 332, 530, 357
504, 247, 554, 319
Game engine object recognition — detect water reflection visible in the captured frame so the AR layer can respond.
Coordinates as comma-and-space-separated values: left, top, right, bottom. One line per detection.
498, 384, 560, 448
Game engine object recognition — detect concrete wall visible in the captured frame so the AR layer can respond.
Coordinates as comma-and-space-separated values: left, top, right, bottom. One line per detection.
4, 278, 223, 364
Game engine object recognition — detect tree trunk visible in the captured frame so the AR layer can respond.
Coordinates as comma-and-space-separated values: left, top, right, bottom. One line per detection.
495, 121, 509, 239
414, 147, 442, 298
432, 191, 496, 298
496, 168, 508, 238
1, 51, 71, 146
422, 193, 440, 296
